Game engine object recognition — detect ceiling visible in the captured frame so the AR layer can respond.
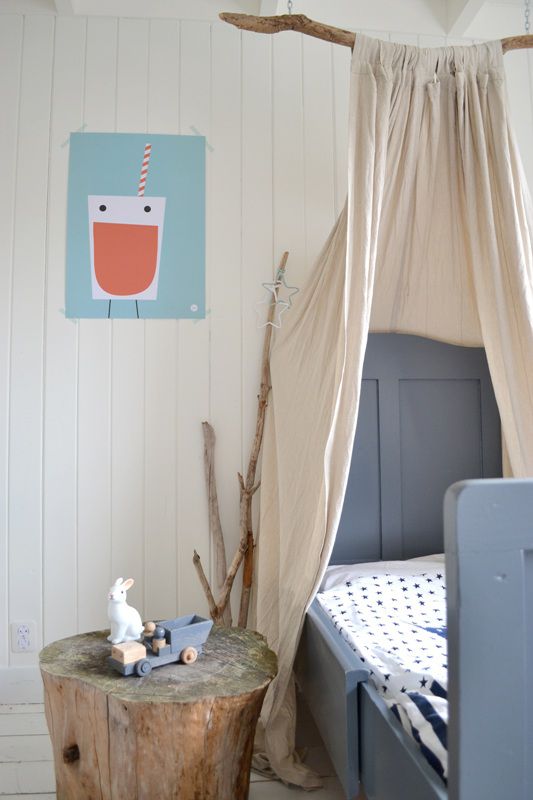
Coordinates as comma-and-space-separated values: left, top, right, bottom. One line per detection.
0, 0, 263, 18
0, 0, 527, 36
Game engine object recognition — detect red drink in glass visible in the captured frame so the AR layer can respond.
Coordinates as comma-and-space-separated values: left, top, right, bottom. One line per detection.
88, 195, 166, 301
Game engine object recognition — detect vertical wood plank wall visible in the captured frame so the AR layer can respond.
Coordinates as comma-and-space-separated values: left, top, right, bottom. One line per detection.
1, 12, 532, 678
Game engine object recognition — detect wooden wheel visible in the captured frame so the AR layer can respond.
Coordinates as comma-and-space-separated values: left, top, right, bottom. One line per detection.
180, 646, 198, 665
135, 658, 152, 677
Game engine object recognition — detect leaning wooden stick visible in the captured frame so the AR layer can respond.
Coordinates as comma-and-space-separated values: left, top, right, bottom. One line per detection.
193, 251, 290, 626
202, 422, 232, 626
220, 12, 533, 54
192, 550, 218, 619
238, 250, 289, 626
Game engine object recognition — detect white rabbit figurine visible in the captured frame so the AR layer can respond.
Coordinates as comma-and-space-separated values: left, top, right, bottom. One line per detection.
107, 578, 144, 644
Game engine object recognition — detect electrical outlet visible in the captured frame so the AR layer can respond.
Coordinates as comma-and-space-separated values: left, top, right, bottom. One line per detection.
10, 621, 37, 653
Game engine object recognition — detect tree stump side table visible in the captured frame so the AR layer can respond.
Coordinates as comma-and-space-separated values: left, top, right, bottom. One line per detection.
39, 626, 277, 800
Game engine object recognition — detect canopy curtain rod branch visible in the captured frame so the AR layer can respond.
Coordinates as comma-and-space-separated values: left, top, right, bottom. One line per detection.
219, 12, 533, 53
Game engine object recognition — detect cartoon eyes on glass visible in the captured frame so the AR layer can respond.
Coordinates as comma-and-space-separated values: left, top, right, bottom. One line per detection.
98, 204, 151, 212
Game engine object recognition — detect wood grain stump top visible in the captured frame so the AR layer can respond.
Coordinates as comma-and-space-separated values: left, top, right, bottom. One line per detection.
40, 626, 277, 800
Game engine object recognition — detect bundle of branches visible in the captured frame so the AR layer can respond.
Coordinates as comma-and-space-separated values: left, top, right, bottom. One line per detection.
193, 251, 289, 628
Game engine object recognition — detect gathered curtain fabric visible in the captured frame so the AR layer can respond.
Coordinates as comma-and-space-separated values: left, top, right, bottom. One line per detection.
252, 33, 533, 788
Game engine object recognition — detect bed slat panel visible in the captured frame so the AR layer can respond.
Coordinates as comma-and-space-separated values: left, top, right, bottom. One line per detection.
360, 684, 447, 800
295, 601, 369, 799
445, 479, 533, 800
399, 378, 483, 558
332, 334, 501, 565
333, 379, 382, 565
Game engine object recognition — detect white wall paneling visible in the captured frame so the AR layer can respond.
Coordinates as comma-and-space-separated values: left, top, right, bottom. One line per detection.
111, 18, 151, 622
176, 21, 211, 617
42, 14, 86, 650
8, 16, 55, 668
418, 34, 448, 46
0, 15, 23, 674
210, 24, 243, 618
2, 7, 533, 698
144, 19, 180, 623
272, 33, 307, 287
76, 16, 117, 634
293, 0, 448, 37
240, 32, 273, 597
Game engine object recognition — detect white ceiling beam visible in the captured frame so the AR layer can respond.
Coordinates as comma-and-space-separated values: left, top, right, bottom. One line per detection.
446, 0, 485, 36
54, 0, 75, 12
73, 1, 261, 19
259, 0, 284, 14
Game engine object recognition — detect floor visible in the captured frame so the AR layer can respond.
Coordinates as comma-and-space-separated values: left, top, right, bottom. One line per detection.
0, 700, 348, 799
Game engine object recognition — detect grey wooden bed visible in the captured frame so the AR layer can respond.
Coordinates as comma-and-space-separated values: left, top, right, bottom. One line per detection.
294, 333, 533, 800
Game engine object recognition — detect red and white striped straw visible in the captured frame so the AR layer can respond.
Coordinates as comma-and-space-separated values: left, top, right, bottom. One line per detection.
137, 143, 151, 196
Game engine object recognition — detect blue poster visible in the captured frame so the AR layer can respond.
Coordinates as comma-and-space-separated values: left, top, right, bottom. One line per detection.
66, 132, 205, 319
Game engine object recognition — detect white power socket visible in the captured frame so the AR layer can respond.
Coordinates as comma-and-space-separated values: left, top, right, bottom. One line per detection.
10, 621, 37, 653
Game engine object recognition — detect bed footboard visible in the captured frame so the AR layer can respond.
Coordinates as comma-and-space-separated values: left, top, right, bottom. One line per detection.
294, 600, 369, 799
445, 479, 533, 800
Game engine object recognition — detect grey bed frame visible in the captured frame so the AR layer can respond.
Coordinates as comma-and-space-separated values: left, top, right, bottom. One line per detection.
294, 334, 533, 800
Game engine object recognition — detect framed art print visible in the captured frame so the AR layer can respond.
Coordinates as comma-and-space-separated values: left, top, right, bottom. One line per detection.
66, 132, 205, 319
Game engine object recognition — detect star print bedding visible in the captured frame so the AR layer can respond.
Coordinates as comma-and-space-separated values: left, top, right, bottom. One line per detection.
316, 561, 448, 781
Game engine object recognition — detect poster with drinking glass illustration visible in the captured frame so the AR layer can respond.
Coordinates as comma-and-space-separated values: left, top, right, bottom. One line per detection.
66, 132, 205, 319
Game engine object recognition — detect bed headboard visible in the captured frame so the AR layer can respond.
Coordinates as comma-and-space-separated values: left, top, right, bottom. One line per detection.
330, 333, 502, 565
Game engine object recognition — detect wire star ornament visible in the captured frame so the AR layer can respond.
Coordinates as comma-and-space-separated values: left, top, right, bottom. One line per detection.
256, 284, 290, 329
256, 271, 299, 329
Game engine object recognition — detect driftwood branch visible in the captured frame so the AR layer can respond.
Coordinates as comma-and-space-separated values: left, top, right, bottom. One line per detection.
237, 250, 289, 627
219, 488, 250, 612
192, 550, 218, 619
202, 422, 232, 625
220, 12, 355, 48
193, 251, 291, 627
220, 12, 533, 54
239, 530, 254, 628
502, 35, 533, 53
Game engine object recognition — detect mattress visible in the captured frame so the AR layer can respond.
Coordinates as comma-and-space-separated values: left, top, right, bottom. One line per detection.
316, 558, 448, 781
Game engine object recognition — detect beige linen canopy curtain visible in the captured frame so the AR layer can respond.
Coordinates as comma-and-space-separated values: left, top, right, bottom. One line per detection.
253, 33, 533, 788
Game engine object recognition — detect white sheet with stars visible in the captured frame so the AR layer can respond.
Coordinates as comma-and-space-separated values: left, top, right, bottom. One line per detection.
317, 566, 449, 780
